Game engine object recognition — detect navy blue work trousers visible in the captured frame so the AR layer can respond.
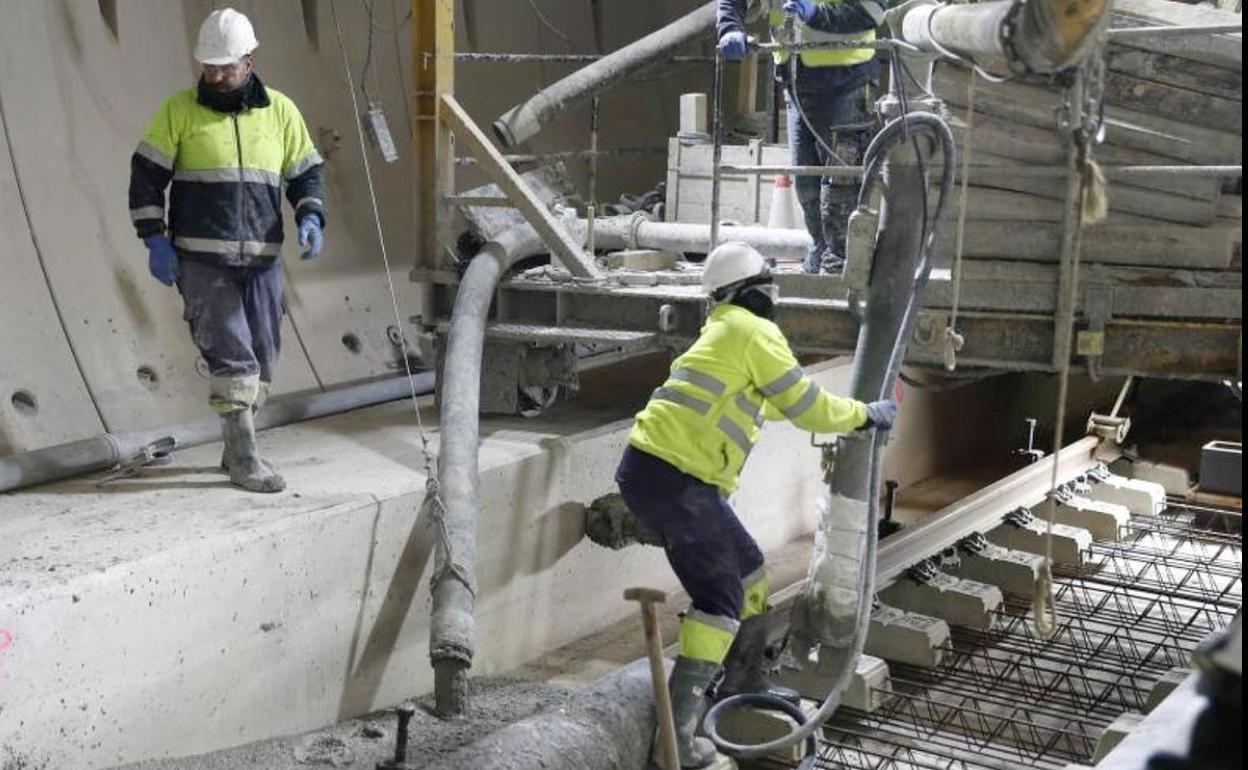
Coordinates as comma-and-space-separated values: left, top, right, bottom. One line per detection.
616, 445, 764, 620
785, 76, 876, 272
177, 257, 283, 410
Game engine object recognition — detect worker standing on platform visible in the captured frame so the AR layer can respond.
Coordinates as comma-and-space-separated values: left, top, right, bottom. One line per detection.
128, 8, 326, 493
717, 0, 884, 274
616, 242, 896, 767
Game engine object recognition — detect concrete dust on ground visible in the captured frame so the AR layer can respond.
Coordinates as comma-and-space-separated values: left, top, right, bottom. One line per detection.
113, 677, 573, 770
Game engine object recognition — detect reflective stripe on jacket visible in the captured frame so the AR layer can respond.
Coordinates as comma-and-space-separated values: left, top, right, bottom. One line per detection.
628, 303, 868, 494
767, 0, 877, 68
128, 83, 324, 266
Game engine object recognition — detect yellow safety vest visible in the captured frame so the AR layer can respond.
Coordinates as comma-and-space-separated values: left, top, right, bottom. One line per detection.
768, 0, 877, 69
629, 303, 868, 494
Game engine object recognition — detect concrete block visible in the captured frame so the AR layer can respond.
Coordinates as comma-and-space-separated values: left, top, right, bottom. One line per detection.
986, 513, 1092, 567
1144, 667, 1192, 713
604, 249, 680, 272
866, 604, 951, 668
947, 539, 1044, 598
714, 698, 817, 765
879, 570, 1003, 630
1034, 494, 1131, 541
0, 361, 864, 770
680, 92, 708, 136
1084, 468, 1166, 516
1200, 440, 1242, 496
1109, 457, 1191, 497
1093, 712, 1146, 763
774, 652, 892, 713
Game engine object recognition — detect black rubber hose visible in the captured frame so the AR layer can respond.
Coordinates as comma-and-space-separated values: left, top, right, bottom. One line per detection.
703, 112, 957, 765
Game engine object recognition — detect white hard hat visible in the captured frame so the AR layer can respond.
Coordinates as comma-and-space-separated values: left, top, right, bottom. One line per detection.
194, 8, 259, 65
702, 241, 769, 297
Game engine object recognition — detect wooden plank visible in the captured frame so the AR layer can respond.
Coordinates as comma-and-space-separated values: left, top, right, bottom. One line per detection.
441, 94, 602, 280
1106, 47, 1243, 101
947, 221, 1235, 268
1102, 70, 1241, 134
1111, 0, 1243, 69
947, 109, 1219, 202
935, 65, 1242, 165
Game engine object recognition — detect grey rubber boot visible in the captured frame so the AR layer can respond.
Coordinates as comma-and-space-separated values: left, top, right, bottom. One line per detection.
222, 408, 285, 493
718, 614, 800, 704
658, 656, 720, 769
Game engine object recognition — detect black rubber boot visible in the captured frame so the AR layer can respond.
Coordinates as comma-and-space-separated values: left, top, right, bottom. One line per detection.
718, 613, 800, 704
657, 656, 720, 769
222, 408, 285, 493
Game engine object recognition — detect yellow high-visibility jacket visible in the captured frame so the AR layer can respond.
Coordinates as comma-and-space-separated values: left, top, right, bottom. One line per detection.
629, 303, 868, 494
128, 77, 324, 267
766, 0, 878, 69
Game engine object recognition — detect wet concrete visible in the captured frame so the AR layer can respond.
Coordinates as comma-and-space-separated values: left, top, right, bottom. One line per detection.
112, 677, 574, 770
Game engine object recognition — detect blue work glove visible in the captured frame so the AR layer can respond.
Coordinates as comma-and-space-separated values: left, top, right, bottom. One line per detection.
718, 30, 749, 61
298, 216, 324, 260
862, 399, 898, 431
144, 234, 179, 286
783, 0, 818, 22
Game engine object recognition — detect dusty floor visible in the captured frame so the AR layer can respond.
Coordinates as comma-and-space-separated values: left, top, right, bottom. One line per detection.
114, 677, 573, 770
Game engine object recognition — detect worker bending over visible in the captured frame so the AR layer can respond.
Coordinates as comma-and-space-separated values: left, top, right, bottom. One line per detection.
718, 0, 885, 274
128, 8, 326, 493
616, 242, 896, 767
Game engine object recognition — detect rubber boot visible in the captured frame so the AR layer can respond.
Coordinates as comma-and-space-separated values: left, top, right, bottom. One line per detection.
222, 408, 285, 493
718, 614, 800, 704
657, 656, 720, 769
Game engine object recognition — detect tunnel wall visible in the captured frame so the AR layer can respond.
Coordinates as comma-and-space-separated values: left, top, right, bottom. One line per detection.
0, 0, 713, 455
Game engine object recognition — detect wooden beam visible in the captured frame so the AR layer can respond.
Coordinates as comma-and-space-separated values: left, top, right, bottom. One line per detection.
412, 0, 456, 272
439, 95, 604, 280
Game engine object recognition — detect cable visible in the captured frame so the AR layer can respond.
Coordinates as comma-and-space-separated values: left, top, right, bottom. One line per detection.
328, 0, 438, 482
525, 0, 576, 51
360, 0, 377, 104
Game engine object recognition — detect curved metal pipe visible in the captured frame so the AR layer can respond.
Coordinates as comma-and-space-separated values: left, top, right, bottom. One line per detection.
492, 2, 717, 148
429, 222, 545, 716
0, 374, 434, 493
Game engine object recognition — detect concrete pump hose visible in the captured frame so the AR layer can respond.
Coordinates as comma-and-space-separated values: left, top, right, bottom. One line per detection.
703, 113, 957, 764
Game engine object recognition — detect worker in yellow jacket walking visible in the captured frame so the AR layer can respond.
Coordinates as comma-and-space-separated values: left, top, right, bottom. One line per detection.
616, 241, 896, 767
128, 8, 325, 493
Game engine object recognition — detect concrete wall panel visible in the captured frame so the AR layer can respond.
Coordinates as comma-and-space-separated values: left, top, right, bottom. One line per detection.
0, 98, 104, 454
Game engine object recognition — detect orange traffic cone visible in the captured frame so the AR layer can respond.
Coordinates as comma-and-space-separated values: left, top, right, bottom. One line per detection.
767, 174, 803, 231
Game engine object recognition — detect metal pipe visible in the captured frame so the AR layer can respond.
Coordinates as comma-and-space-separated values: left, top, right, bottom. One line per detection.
492, 2, 716, 148
1109, 23, 1242, 39
897, 0, 1110, 76
720, 163, 1243, 178
0, 374, 433, 494
429, 221, 546, 716
454, 146, 666, 167
590, 215, 813, 260
455, 52, 713, 64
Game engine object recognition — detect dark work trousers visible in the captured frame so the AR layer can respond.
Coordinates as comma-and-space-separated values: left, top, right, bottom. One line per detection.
177, 257, 283, 412
785, 77, 876, 273
616, 445, 765, 621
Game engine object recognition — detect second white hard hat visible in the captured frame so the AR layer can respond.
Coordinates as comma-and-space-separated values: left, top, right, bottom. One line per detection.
194, 8, 259, 65
702, 241, 769, 297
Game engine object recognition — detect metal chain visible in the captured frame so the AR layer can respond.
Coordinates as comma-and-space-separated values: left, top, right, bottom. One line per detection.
328, 2, 468, 592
